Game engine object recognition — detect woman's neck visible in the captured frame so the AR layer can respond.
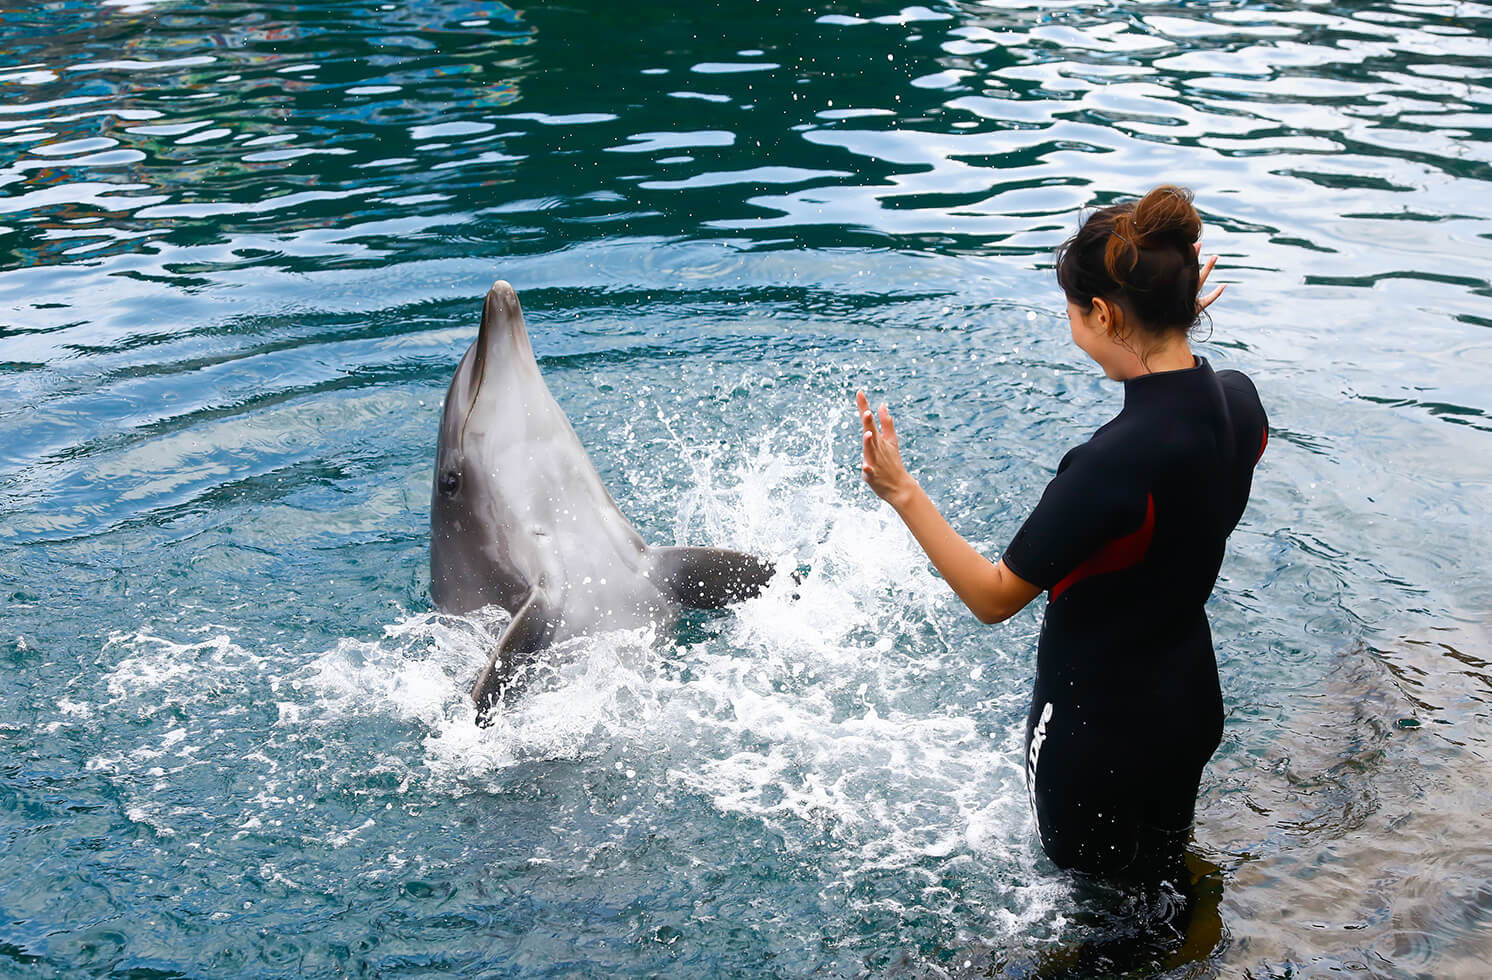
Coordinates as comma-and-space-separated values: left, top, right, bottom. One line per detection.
1100, 337, 1195, 381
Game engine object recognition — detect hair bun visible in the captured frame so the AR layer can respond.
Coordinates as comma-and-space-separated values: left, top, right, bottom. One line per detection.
1131, 184, 1201, 250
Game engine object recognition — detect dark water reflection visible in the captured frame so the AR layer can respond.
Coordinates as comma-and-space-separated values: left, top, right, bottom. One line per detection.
2, 1, 1491, 977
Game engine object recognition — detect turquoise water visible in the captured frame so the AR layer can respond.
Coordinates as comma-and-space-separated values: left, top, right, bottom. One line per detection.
3, 0, 1491, 976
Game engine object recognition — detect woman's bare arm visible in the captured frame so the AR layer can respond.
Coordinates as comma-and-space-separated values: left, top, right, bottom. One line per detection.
856, 390, 1041, 624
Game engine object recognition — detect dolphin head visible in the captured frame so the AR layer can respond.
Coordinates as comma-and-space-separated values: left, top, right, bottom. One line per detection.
429, 280, 538, 614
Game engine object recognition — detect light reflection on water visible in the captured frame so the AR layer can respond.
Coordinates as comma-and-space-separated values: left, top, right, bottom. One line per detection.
1, 0, 1490, 976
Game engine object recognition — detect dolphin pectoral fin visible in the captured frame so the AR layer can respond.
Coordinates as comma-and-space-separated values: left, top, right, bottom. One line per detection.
651, 546, 776, 610
471, 587, 557, 725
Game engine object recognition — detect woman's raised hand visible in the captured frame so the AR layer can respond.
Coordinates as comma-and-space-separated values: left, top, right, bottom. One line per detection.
857, 389, 915, 508
1196, 242, 1225, 312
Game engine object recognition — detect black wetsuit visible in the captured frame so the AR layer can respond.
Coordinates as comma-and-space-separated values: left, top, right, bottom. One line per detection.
1002, 357, 1267, 881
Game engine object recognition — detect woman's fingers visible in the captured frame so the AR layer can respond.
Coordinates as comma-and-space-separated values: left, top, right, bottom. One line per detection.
858, 391, 895, 444
855, 391, 915, 505
1196, 251, 1225, 312
856, 390, 877, 472
1198, 252, 1217, 288
1198, 282, 1225, 312
857, 392, 904, 483
856, 390, 876, 435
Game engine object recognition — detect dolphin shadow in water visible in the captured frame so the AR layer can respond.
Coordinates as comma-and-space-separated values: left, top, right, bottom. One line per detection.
431, 281, 775, 723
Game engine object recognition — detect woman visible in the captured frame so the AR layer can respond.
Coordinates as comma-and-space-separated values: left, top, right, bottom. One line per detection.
858, 185, 1267, 884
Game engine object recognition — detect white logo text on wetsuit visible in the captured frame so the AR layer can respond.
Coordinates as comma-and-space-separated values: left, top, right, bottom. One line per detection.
1026, 701, 1054, 836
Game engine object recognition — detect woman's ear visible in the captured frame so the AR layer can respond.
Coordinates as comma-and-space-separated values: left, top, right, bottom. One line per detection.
1092, 297, 1133, 346
1092, 296, 1117, 335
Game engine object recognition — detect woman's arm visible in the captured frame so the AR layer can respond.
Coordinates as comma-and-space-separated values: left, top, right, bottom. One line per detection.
856, 390, 1042, 624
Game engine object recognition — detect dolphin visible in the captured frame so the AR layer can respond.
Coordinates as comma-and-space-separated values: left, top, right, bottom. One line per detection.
431, 280, 775, 719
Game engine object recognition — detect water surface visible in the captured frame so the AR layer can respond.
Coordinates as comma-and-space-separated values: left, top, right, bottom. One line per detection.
2, 1, 1491, 976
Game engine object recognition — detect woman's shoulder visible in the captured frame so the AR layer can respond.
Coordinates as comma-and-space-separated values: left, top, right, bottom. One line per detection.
1215, 367, 1267, 424
1216, 367, 1262, 403
1056, 414, 1143, 477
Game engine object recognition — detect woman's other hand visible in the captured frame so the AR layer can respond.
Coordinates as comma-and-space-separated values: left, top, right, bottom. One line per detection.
857, 389, 915, 508
1196, 242, 1225, 312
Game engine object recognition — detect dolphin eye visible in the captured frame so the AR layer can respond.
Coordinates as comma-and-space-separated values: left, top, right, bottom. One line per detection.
439, 470, 461, 495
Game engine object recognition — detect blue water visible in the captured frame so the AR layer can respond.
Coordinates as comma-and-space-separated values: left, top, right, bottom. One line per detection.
2, 1, 1491, 976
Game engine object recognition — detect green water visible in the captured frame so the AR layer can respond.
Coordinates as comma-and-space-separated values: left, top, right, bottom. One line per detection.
2, 1, 1490, 976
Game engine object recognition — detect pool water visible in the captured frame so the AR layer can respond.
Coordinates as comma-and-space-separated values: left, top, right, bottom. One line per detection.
2, 1, 1490, 976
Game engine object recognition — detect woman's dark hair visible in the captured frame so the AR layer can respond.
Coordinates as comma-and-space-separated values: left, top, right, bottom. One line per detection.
1056, 185, 1203, 336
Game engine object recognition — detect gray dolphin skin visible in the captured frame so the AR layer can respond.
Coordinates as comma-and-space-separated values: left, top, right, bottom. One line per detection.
431, 281, 775, 720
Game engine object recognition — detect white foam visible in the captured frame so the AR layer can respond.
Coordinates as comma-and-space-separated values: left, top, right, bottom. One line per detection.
101, 628, 268, 715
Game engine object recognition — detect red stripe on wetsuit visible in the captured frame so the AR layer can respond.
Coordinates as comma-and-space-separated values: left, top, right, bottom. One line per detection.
1051, 493, 1156, 601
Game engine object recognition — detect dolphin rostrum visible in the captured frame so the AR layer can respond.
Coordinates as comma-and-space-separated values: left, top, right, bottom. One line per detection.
431, 281, 775, 719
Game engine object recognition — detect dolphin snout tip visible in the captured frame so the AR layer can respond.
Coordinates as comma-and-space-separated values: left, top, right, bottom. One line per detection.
487, 279, 520, 310
479, 280, 527, 342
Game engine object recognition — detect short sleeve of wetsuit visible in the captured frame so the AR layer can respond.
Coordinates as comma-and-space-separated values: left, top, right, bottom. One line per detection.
1001, 444, 1150, 592
1218, 370, 1269, 465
